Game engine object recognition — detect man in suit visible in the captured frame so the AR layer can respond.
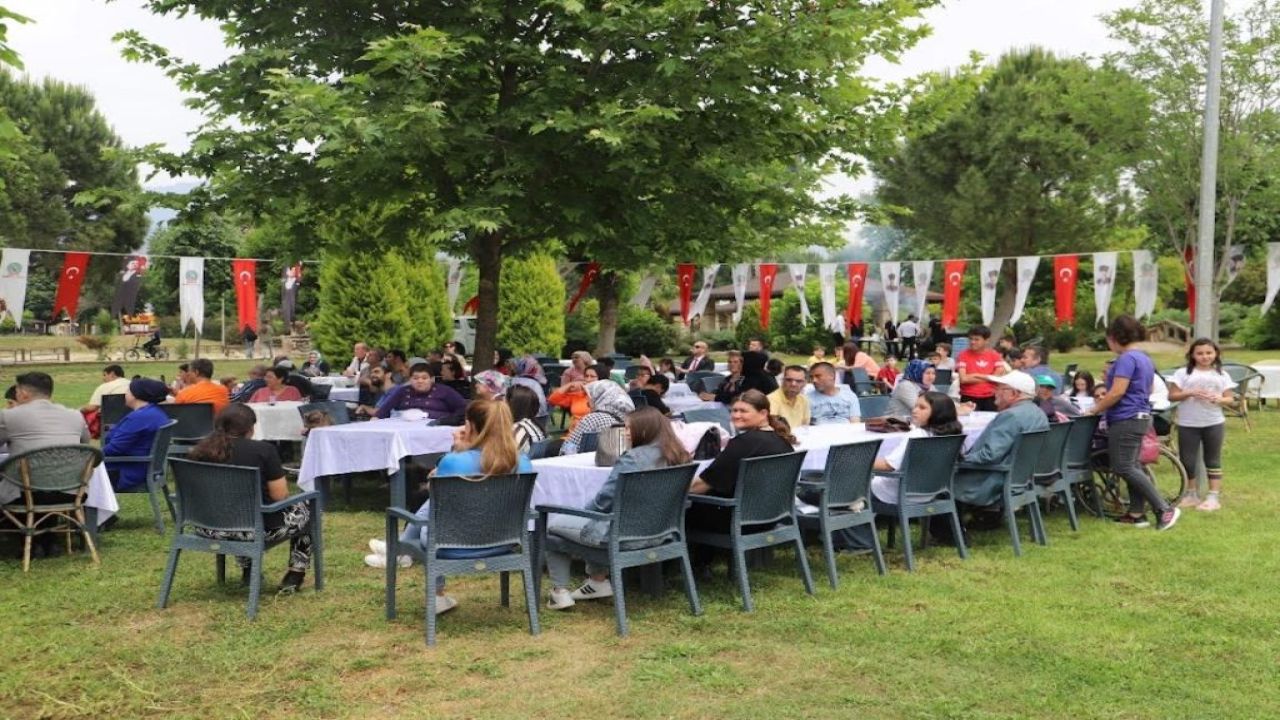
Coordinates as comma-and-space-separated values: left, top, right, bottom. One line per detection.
0, 371, 90, 457
676, 340, 714, 379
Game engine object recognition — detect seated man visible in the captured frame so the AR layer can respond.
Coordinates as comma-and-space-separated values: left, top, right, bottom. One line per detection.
639, 372, 671, 416
0, 372, 90, 456
768, 365, 811, 430
1034, 374, 1078, 422
174, 358, 231, 414
953, 371, 1050, 507
103, 379, 170, 491
357, 364, 395, 417
804, 362, 861, 424
376, 363, 467, 420
230, 364, 268, 404
80, 364, 131, 437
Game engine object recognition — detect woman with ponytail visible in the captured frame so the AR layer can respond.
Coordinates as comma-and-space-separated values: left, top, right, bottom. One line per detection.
686, 389, 798, 533
188, 404, 314, 594
363, 399, 534, 614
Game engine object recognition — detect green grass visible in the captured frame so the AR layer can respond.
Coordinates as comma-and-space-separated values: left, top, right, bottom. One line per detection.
4, 351, 1280, 718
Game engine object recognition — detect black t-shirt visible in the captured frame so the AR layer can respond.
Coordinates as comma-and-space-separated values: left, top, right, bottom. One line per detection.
228, 438, 287, 526
641, 389, 670, 416
698, 429, 794, 497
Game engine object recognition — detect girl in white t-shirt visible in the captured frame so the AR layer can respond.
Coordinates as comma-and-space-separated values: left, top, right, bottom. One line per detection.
1168, 339, 1235, 511
870, 391, 965, 506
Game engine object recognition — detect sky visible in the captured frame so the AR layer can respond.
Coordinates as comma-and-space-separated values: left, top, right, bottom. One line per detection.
5, 0, 1160, 228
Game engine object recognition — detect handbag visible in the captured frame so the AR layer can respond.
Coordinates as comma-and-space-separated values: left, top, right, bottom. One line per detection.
692, 427, 722, 461
595, 424, 631, 467
864, 417, 911, 433
1139, 427, 1160, 465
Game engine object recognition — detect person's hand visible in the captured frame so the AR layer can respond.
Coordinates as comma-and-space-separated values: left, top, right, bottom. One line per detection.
958, 401, 975, 416
698, 392, 715, 401
451, 426, 470, 450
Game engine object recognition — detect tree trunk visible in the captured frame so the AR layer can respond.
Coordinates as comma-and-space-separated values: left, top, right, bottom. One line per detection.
595, 271, 621, 356
989, 263, 1020, 339
472, 232, 503, 373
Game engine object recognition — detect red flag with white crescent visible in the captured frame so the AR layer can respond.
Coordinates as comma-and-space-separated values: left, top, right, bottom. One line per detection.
567, 262, 600, 313
1053, 255, 1078, 327
942, 260, 966, 328
677, 263, 696, 324
845, 262, 869, 329
232, 259, 258, 332
758, 263, 779, 328
52, 252, 90, 320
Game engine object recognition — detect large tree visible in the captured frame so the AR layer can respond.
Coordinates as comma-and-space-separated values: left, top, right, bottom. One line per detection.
870, 49, 1149, 334
122, 0, 938, 365
0, 4, 28, 177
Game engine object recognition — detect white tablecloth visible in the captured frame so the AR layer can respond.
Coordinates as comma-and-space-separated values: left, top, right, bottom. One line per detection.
668, 382, 694, 398
1250, 361, 1280, 399
328, 387, 360, 403
249, 401, 306, 441
310, 376, 355, 388
666, 396, 726, 414
297, 419, 458, 490
0, 454, 117, 527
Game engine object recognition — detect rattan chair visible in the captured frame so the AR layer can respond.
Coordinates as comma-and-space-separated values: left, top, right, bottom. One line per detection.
796, 440, 885, 587
104, 419, 178, 533
0, 445, 103, 572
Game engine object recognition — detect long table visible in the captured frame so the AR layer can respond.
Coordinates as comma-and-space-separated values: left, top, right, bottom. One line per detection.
297, 419, 458, 507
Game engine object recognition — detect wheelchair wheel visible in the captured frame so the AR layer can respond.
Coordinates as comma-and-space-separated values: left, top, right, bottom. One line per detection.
1079, 447, 1187, 519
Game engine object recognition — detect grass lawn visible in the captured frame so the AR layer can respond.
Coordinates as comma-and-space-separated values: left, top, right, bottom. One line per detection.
3, 350, 1280, 718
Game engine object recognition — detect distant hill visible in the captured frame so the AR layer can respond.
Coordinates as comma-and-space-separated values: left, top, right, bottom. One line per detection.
144, 179, 201, 234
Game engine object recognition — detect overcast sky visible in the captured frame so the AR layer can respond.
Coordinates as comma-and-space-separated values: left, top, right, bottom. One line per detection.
6, 0, 1163, 216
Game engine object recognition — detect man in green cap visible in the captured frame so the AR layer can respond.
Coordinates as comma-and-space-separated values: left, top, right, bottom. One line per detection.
1035, 374, 1078, 422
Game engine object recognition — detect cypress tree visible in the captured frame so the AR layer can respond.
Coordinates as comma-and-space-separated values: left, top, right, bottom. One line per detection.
497, 254, 565, 356
311, 252, 413, 359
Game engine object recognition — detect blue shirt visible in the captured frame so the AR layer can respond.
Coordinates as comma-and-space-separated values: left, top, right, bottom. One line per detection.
1105, 350, 1154, 423
103, 404, 169, 490
805, 385, 862, 425
410, 449, 534, 552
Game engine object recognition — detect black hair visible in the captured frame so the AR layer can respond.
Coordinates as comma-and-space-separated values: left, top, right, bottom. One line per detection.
587, 364, 608, 379
783, 364, 808, 377
1024, 344, 1049, 366
1107, 315, 1146, 346
266, 367, 289, 382
104, 364, 125, 378
4, 385, 16, 401
449, 341, 467, 355
190, 358, 214, 379
918, 391, 963, 437
1071, 370, 1096, 396
189, 404, 257, 464
1185, 337, 1224, 373
647, 373, 670, 392
409, 362, 432, 376
598, 356, 616, 370
967, 325, 991, 339
15, 372, 53, 398
765, 358, 784, 376
505, 384, 541, 423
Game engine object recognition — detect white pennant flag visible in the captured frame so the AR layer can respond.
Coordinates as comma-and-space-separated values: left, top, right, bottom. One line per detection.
1093, 252, 1118, 325
787, 263, 810, 323
818, 263, 838, 330
1225, 244, 1246, 285
979, 257, 1002, 325
0, 249, 31, 329
1010, 256, 1039, 326
911, 261, 933, 322
1264, 243, 1280, 315
690, 263, 720, 319
730, 265, 750, 322
1133, 250, 1159, 320
179, 257, 205, 334
445, 257, 464, 311
631, 272, 658, 309
880, 262, 901, 323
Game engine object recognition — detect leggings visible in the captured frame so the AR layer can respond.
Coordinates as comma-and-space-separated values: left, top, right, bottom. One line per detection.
1178, 423, 1225, 489
195, 503, 313, 572
1108, 417, 1169, 516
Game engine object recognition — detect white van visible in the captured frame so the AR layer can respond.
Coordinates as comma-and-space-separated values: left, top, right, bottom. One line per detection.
452, 315, 476, 354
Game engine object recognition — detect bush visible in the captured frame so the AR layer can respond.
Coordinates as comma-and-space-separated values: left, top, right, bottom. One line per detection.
1218, 302, 1249, 341
94, 308, 116, 336
496, 254, 565, 356
399, 255, 453, 354
695, 329, 737, 351
733, 302, 769, 350
1237, 306, 1280, 350
311, 251, 415, 359
1011, 306, 1090, 354
175, 338, 190, 360
76, 335, 111, 360
615, 305, 678, 357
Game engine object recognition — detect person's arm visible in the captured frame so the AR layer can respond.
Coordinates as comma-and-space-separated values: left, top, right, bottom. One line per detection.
1087, 376, 1130, 415
376, 385, 405, 419
963, 415, 1016, 464
956, 356, 985, 385
103, 414, 145, 456
1166, 371, 1196, 402
691, 435, 749, 495
442, 385, 467, 414
590, 450, 642, 512
846, 389, 861, 423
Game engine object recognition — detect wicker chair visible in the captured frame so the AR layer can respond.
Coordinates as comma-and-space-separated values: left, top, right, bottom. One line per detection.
0, 445, 103, 572
384, 473, 539, 646
686, 451, 813, 612
536, 463, 702, 636
157, 458, 324, 620
1222, 363, 1263, 431
796, 440, 885, 588
104, 419, 178, 533
958, 429, 1049, 556
1033, 420, 1082, 530
876, 434, 968, 572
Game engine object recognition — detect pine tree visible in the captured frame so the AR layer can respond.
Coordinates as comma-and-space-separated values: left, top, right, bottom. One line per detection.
400, 253, 452, 354
311, 252, 413, 359
497, 254, 565, 356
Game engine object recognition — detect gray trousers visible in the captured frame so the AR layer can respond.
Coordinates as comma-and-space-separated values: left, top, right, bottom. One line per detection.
1108, 417, 1168, 515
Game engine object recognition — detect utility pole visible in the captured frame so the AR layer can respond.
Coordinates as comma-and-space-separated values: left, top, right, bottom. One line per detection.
1194, 0, 1226, 339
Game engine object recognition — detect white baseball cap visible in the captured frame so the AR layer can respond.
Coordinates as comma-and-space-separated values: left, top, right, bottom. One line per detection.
989, 370, 1036, 397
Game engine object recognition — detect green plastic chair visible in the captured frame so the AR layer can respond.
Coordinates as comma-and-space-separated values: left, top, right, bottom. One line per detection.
536, 463, 701, 636
856, 395, 891, 420
796, 440, 885, 588
686, 451, 813, 612
876, 433, 968, 571
104, 419, 178, 533
157, 457, 325, 619
959, 429, 1049, 556
1033, 420, 1083, 530
384, 473, 539, 646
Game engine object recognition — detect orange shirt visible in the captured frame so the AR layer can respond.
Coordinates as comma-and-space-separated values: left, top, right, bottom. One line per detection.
175, 380, 231, 414
547, 387, 590, 433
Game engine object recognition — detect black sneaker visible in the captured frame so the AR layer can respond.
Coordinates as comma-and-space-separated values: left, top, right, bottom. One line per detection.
1156, 507, 1181, 531
1114, 514, 1150, 528
278, 570, 306, 594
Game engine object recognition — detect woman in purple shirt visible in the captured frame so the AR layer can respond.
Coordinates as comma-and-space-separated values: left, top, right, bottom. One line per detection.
375, 363, 467, 420
1085, 315, 1180, 531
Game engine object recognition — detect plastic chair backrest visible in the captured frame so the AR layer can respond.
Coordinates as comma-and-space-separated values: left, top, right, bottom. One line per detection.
427, 473, 537, 551
952, 337, 970, 354
101, 393, 131, 427
933, 369, 953, 386
579, 432, 601, 454
1008, 430, 1049, 492
1, 445, 101, 495
898, 434, 966, 499
821, 441, 882, 508
309, 383, 332, 401
624, 366, 644, 380
686, 371, 716, 393
613, 463, 699, 543
169, 457, 262, 533
147, 420, 179, 476
1034, 421, 1072, 477
298, 401, 351, 426
700, 375, 725, 394
161, 403, 215, 439
628, 389, 649, 408
1062, 414, 1101, 467
734, 451, 807, 525
858, 395, 891, 419
682, 406, 732, 435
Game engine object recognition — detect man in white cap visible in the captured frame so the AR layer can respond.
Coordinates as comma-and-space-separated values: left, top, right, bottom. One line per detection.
952, 370, 1049, 508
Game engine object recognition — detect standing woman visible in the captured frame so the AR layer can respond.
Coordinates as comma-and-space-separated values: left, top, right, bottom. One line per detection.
1168, 338, 1234, 511
1085, 315, 1180, 531
838, 342, 881, 377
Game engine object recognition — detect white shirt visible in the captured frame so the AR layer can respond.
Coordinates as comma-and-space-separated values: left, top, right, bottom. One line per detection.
88, 377, 131, 407
345, 356, 369, 376
898, 320, 920, 338
871, 427, 928, 504
1170, 367, 1233, 427
1150, 372, 1171, 411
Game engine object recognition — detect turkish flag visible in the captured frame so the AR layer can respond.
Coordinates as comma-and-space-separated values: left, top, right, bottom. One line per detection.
1184, 246, 1196, 319
52, 252, 90, 320
846, 263, 869, 329
232, 259, 258, 332
942, 260, 966, 328
567, 262, 599, 313
1053, 255, 1078, 327
677, 263, 696, 324
758, 263, 779, 328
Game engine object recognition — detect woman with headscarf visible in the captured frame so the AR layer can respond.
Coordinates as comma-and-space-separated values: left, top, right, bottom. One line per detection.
471, 369, 510, 401
559, 380, 635, 455
301, 350, 330, 377
103, 378, 171, 491
513, 355, 550, 422
886, 359, 935, 421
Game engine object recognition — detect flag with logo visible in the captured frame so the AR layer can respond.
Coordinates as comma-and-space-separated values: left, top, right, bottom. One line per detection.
912, 261, 933, 322
0, 249, 30, 329
1010, 256, 1039, 326
758, 263, 779, 328
1054, 255, 1078, 327
787, 263, 810, 324
818, 263, 838, 330
846, 262, 869, 329
179, 257, 205, 334
1133, 250, 1158, 320
880, 261, 901, 323
676, 263, 696, 324
979, 257, 1002, 325
691, 264, 721, 319
942, 260, 966, 328
1093, 252, 1118, 325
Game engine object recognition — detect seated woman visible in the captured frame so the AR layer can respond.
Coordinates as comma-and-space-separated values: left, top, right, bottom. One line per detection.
300, 351, 330, 377
686, 389, 798, 533
512, 356, 550, 423
870, 391, 964, 512
103, 378, 171, 491
471, 369, 510, 401
561, 351, 594, 385
507, 384, 547, 453
187, 404, 314, 593
545, 407, 691, 609
363, 400, 533, 615
886, 359, 935, 421
437, 356, 473, 399
699, 350, 743, 402
248, 367, 304, 403
548, 364, 600, 434
559, 380, 635, 455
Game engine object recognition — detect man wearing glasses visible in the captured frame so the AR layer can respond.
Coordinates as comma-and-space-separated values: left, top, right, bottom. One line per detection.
677, 340, 714, 378
768, 365, 811, 429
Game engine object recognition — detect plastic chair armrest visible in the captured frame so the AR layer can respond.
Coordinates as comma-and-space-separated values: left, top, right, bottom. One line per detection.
797, 480, 827, 490
102, 456, 150, 464
956, 462, 1011, 472
261, 491, 319, 514
533, 504, 610, 521
876, 470, 903, 478
386, 506, 419, 525
687, 494, 736, 508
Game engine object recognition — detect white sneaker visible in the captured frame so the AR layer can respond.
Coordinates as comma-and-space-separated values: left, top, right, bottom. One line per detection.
570, 578, 613, 601
548, 587, 575, 610
368, 538, 388, 555
434, 595, 458, 615
363, 553, 412, 569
